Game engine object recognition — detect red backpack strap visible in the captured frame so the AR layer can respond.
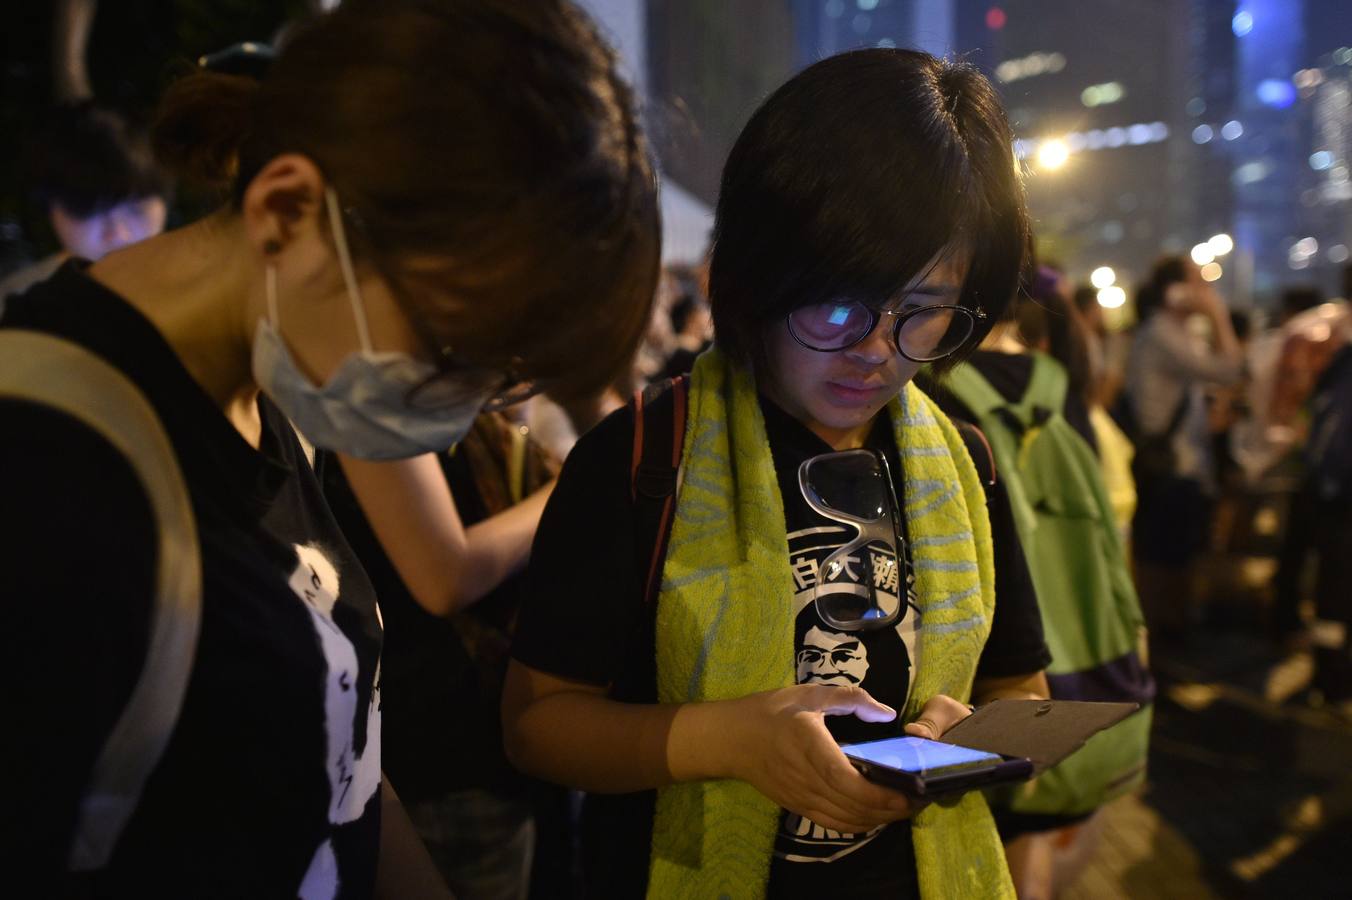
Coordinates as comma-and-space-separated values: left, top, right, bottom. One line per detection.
954, 418, 998, 489
630, 376, 688, 605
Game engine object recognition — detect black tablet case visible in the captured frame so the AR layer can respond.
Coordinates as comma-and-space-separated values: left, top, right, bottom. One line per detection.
938, 699, 1140, 774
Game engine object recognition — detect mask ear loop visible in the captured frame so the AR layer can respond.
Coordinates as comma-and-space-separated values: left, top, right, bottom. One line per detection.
265, 263, 280, 327
324, 187, 375, 353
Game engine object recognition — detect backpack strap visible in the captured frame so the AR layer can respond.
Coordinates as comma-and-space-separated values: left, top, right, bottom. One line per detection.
630, 376, 688, 607
0, 330, 202, 871
946, 361, 1010, 419
1024, 351, 1070, 412
1161, 391, 1190, 439
954, 420, 998, 488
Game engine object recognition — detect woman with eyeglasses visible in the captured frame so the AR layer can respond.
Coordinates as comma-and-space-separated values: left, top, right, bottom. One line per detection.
503, 49, 1049, 899
2, 1, 657, 896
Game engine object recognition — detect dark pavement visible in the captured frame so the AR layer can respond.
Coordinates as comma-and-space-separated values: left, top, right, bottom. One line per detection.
1064, 571, 1352, 898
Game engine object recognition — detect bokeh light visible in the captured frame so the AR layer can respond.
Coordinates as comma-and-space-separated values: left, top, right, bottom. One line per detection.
1036, 139, 1070, 171
1208, 233, 1234, 256
1097, 286, 1127, 309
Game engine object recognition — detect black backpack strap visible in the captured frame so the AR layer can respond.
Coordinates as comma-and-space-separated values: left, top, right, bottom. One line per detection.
1161, 392, 1189, 438
630, 376, 688, 606
1118, 390, 1187, 440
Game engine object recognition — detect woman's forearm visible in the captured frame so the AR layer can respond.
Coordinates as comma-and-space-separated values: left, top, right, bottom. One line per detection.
501, 663, 736, 793
457, 481, 554, 605
338, 452, 553, 616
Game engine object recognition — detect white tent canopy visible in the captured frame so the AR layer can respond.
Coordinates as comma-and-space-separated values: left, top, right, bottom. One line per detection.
660, 177, 714, 265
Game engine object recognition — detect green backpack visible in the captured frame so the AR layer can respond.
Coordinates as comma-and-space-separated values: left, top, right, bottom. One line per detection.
947, 352, 1154, 817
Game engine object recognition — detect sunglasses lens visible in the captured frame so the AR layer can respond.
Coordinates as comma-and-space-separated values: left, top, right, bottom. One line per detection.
802, 451, 890, 522
801, 448, 906, 631
815, 548, 902, 630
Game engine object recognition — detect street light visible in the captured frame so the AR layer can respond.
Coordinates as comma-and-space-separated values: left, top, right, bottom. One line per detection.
1191, 242, 1216, 266
1036, 138, 1070, 171
1207, 233, 1234, 256
1097, 286, 1127, 308
1090, 266, 1116, 289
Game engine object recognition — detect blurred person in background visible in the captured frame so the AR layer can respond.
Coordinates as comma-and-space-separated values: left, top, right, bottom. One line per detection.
1267, 276, 1352, 652
933, 265, 1152, 900
657, 261, 714, 379
1074, 282, 1128, 413
0, 101, 169, 299
1295, 330, 1352, 714
1070, 281, 1138, 539
1, 0, 658, 895
1122, 256, 1244, 640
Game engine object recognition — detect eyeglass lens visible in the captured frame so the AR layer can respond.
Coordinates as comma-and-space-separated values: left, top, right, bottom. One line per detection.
788, 301, 975, 360
404, 367, 504, 412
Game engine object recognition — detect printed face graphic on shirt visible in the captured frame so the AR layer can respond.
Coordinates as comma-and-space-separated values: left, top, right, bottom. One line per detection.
787, 525, 919, 704
797, 626, 869, 686
777, 524, 917, 865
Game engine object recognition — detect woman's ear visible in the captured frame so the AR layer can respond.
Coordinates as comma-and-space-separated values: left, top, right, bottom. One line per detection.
240, 154, 327, 257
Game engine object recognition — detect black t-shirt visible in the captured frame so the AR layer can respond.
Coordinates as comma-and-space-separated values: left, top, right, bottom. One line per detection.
319, 445, 526, 803
3, 263, 383, 898
923, 351, 1098, 453
512, 388, 1048, 899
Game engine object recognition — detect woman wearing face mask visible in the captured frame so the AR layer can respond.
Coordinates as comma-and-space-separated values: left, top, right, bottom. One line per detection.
501, 50, 1048, 899
1, 2, 658, 896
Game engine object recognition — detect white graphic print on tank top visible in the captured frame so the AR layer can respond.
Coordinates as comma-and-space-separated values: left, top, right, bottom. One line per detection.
286, 544, 383, 900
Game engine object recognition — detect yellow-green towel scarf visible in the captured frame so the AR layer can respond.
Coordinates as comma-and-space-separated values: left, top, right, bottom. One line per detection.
647, 349, 1015, 899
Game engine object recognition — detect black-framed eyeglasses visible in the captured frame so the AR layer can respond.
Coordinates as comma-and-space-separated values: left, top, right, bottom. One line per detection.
798, 448, 918, 632
403, 351, 542, 413
787, 300, 987, 361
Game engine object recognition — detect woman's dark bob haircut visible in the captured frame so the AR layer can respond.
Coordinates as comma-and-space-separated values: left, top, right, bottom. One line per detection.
708, 48, 1029, 375
1135, 255, 1191, 321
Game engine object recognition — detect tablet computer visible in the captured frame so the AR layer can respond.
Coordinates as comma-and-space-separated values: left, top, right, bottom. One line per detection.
840, 735, 1034, 798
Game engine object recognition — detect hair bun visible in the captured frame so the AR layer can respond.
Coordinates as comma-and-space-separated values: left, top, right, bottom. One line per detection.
151, 71, 260, 190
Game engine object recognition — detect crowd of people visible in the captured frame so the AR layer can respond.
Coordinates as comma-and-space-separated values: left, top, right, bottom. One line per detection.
3, 1, 1349, 899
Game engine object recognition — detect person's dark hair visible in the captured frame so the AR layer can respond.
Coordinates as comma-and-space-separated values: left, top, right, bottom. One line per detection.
665, 263, 705, 334
1280, 285, 1323, 321
1017, 265, 1093, 404
1072, 284, 1099, 316
707, 48, 1029, 375
152, 0, 660, 402
26, 101, 169, 217
1135, 255, 1190, 321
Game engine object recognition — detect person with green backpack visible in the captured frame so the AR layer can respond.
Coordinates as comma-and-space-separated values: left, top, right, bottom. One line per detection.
929, 267, 1155, 898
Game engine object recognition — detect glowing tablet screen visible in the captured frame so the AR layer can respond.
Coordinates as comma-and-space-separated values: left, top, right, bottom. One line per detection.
842, 736, 1002, 774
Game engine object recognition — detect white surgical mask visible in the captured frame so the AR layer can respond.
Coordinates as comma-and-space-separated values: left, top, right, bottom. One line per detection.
251, 188, 491, 460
